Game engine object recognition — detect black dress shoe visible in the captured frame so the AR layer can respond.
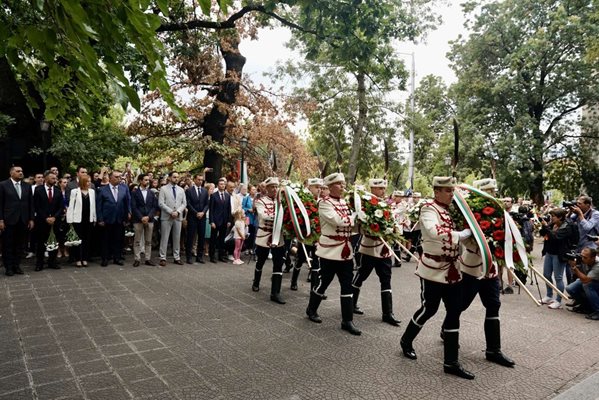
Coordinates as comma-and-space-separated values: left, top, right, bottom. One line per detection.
113, 260, 124, 266
400, 340, 417, 360
5, 269, 15, 276
219, 257, 228, 263
196, 258, 205, 264
14, 266, 24, 274
174, 259, 184, 265
210, 258, 217, 263
306, 309, 322, 323
186, 258, 193, 264
382, 313, 401, 326
485, 351, 515, 367
34, 266, 43, 272
101, 260, 108, 267
50, 265, 61, 269
353, 306, 364, 315
145, 260, 156, 266
133, 260, 140, 267
444, 362, 475, 379
252, 285, 259, 292
290, 284, 298, 291
341, 321, 362, 336
270, 294, 286, 304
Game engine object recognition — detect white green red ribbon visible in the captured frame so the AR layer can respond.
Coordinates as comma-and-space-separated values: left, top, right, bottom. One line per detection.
452, 189, 493, 276
271, 189, 285, 247
280, 185, 311, 243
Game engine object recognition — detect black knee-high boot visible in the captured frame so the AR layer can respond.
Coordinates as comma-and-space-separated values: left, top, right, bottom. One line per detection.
484, 318, 515, 367
252, 268, 262, 292
306, 291, 323, 323
270, 274, 285, 304
352, 287, 364, 314
381, 291, 400, 326
290, 267, 301, 290
443, 331, 475, 379
400, 321, 421, 359
340, 296, 361, 335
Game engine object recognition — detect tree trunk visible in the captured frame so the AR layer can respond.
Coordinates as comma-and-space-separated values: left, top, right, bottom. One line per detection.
202, 32, 246, 183
347, 71, 366, 184
530, 127, 545, 207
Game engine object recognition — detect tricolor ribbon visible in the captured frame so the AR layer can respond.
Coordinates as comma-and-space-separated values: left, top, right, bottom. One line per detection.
271, 189, 285, 247
455, 184, 528, 276
279, 185, 312, 243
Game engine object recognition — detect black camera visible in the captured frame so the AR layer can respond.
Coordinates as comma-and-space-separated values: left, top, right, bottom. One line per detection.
562, 200, 576, 208
565, 251, 581, 263
542, 215, 551, 223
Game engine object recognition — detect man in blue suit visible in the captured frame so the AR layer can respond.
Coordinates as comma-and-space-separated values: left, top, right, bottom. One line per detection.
131, 174, 159, 267
209, 178, 231, 263
186, 173, 209, 264
96, 170, 131, 266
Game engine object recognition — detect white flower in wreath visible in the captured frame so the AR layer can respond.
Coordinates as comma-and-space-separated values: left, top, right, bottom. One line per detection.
380, 202, 388, 208
374, 209, 384, 218
362, 194, 371, 201
385, 227, 394, 234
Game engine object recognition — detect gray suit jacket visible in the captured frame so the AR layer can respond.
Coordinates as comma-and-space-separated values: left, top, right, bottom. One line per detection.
159, 184, 187, 221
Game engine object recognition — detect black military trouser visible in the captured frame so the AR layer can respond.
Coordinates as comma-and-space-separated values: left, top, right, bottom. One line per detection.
352, 254, 392, 291
254, 245, 285, 288
411, 278, 461, 331
1, 222, 28, 272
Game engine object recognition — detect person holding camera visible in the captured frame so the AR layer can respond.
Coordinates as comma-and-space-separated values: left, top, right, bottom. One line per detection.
566, 247, 599, 320
540, 209, 578, 309
569, 196, 599, 251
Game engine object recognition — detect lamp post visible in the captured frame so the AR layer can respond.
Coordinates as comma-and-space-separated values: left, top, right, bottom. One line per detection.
240, 135, 248, 183
40, 120, 51, 171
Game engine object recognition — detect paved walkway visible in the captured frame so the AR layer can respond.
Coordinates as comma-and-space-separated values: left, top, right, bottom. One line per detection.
1, 247, 598, 399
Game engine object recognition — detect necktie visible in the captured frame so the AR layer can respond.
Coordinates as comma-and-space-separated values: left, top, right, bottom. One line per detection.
197, 187, 200, 198
48, 187, 53, 203
15, 182, 21, 199
172, 185, 176, 200
112, 186, 118, 202
220, 192, 224, 202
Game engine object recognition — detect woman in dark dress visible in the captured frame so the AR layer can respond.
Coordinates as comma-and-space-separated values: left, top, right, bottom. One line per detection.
66, 175, 96, 267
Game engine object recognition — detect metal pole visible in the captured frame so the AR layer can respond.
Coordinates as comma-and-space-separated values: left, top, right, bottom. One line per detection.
408, 52, 415, 190
240, 148, 245, 184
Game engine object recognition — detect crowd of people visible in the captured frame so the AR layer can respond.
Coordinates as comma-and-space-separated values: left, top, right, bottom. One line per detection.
1, 164, 598, 380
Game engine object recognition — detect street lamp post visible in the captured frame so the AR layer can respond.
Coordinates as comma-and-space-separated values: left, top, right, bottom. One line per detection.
444, 155, 452, 175
40, 120, 51, 171
240, 135, 248, 184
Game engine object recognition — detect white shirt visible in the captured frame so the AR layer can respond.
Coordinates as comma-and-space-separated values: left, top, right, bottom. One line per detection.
140, 187, 148, 202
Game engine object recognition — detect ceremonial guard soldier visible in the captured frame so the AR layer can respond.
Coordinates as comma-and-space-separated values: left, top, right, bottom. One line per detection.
291, 178, 323, 291
442, 178, 515, 367
253, 177, 286, 304
352, 178, 401, 326
400, 176, 475, 379
305, 173, 361, 335
404, 192, 423, 260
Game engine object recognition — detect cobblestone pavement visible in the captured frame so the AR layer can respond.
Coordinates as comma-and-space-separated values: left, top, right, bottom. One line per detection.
1, 245, 598, 399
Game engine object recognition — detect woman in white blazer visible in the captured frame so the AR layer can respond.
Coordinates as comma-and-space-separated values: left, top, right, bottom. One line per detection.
67, 176, 96, 267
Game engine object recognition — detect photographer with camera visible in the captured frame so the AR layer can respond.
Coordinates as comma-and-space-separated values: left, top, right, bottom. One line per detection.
539, 209, 578, 309
565, 248, 599, 320
567, 196, 599, 251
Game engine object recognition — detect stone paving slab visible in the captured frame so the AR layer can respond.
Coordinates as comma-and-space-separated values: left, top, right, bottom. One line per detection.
1, 245, 598, 399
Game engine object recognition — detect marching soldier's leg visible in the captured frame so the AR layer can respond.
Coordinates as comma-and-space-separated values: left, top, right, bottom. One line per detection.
291, 244, 307, 290
351, 255, 375, 315
252, 246, 269, 292
441, 275, 477, 340
283, 239, 293, 273
376, 258, 400, 326
481, 277, 515, 367
442, 284, 475, 380
310, 249, 321, 291
270, 246, 286, 304
306, 258, 336, 323
339, 260, 361, 336
401, 279, 443, 360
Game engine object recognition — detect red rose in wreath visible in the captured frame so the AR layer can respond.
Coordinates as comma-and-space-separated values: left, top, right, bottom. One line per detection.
482, 206, 496, 216
370, 223, 380, 232
383, 210, 390, 219
473, 212, 482, 221
494, 247, 505, 258
370, 197, 379, 206
494, 218, 503, 228
479, 220, 492, 230
513, 251, 521, 262
314, 218, 319, 224
492, 230, 505, 241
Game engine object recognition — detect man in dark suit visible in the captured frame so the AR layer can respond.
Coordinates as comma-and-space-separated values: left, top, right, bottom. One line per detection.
185, 174, 209, 264
0, 166, 34, 276
66, 166, 95, 200
131, 174, 159, 267
209, 178, 231, 263
96, 170, 131, 266
33, 171, 64, 271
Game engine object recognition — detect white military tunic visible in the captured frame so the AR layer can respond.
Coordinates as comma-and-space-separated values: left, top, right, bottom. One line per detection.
316, 196, 354, 261
255, 195, 284, 248
459, 237, 498, 279
415, 200, 462, 284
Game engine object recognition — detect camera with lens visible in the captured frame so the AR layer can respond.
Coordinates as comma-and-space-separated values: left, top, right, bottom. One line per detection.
565, 250, 581, 263
542, 214, 551, 223
562, 200, 576, 208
